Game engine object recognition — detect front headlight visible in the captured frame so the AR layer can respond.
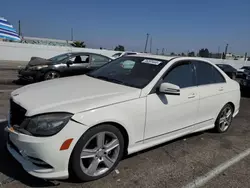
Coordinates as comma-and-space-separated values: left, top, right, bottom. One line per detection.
29, 65, 49, 70
21, 113, 72, 136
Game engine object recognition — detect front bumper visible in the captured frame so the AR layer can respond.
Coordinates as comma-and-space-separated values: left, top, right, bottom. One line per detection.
5, 120, 89, 180
18, 69, 43, 81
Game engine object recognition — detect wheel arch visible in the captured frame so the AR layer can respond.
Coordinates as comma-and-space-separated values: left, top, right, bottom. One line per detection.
92, 121, 130, 156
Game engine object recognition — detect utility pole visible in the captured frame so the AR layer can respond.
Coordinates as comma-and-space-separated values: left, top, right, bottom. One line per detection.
162, 48, 165, 55
71, 28, 74, 41
144, 33, 149, 53
18, 20, 21, 36
149, 36, 152, 53
156, 48, 159, 55
224, 43, 228, 59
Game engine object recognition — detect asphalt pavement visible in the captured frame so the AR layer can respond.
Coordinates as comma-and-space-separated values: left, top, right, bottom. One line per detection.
0, 84, 250, 188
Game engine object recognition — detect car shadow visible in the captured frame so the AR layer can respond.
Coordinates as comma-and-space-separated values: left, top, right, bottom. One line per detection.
0, 121, 59, 187
123, 131, 205, 160
12, 79, 32, 86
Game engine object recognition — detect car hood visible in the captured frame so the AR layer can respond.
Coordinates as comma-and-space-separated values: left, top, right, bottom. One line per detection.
11, 75, 141, 116
27, 57, 53, 66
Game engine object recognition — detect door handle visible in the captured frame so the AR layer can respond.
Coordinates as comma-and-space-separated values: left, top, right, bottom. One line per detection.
188, 93, 196, 99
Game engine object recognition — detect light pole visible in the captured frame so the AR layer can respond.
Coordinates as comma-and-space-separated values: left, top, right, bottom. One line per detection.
144, 33, 149, 53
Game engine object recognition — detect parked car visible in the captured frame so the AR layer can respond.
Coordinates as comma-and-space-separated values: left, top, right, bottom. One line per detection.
18, 52, 113, 82
236, 66, 250, 79
111, 51, 140, 59
216, 64, 237, 80
6, 55, 240, 182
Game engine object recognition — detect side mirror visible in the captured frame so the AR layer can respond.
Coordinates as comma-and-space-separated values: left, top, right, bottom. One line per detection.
158, 82, 180, 95
66, 61, 73, 67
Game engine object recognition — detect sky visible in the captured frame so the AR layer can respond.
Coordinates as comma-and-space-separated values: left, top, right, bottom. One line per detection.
1, 0, 250, 54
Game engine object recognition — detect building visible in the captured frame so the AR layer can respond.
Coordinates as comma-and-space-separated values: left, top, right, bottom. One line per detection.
0, 17, 20, 41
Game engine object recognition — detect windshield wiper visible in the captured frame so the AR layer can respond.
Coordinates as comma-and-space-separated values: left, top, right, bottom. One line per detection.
96, 76, 124, 84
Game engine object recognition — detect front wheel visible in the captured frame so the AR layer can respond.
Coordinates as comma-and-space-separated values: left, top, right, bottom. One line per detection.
44, 71, 60, 80
214, 104, 234, 133
70, 124, 124, 182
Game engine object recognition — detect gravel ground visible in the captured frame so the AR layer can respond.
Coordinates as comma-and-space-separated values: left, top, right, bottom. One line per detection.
0, 84, 250, 188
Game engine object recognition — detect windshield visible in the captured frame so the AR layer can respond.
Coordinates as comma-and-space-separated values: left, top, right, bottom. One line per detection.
87, 56, 168, 89
48, 53, 69, 62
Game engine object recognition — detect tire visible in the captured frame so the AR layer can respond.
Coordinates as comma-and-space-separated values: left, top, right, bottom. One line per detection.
214, 104, 234, 133
69, 124, 124, 182
44, 71, 60, 80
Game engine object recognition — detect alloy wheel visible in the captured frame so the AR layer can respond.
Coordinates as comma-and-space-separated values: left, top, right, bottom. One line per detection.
80, 131, 120, 177
45, 72, 60, 80
218, 106, 233, 132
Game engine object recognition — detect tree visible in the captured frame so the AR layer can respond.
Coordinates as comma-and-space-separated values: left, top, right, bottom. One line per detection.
71, 41, 86, 48
188, 51, 195, 57
114, 45, 125, 51
181, 52, 186, 56
170, 52, 176, 56
198, 48, 209, 57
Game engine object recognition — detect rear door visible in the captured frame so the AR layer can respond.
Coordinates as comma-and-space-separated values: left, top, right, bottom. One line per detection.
68, 54, 91, 75
193, 60, 227, 128
89, 54, 111, 70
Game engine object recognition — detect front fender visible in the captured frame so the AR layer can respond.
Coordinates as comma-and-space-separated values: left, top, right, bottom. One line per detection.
71, 98, 146, 146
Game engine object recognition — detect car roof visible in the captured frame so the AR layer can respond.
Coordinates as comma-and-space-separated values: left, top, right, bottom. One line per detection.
68, 52, 110, 58
128, 54, 217, 62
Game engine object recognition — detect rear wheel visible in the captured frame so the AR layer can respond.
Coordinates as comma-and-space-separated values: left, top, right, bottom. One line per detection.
44, 71, 60, 80
70, 124, 124, 181
214, 104, 233, 133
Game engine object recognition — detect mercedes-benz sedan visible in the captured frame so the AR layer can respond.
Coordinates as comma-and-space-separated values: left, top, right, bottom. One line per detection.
6, 55, 240, 181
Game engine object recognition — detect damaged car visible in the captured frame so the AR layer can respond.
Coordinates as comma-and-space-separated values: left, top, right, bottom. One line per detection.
18, 52, 112, 82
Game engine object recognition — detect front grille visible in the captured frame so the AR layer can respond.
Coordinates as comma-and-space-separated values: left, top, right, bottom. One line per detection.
9, 98, 27, 127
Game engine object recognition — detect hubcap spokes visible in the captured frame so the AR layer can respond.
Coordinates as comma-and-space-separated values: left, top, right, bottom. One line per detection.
219, 107, 232, 131
80, 132, 120, 176
47, 72, 59, 79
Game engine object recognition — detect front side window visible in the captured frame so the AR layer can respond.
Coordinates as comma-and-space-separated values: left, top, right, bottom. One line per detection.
87, 56, 168, 89
163, 61, 195, 88
194, 61, 225, 85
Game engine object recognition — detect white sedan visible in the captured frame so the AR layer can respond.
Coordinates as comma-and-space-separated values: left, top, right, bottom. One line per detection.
6, 54, 240, 181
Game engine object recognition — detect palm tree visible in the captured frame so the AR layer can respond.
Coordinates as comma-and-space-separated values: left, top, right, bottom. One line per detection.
71, 41, 86, 48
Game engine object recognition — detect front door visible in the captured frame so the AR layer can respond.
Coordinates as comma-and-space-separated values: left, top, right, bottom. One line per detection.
145, 61, 199, 140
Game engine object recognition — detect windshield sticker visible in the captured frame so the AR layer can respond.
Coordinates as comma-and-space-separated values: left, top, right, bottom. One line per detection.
141, 59, 162, 65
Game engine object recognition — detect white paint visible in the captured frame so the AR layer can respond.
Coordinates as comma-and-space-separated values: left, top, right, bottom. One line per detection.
0, 41, 119, 62
7, 55, 241, 180
182, 147, 250, 188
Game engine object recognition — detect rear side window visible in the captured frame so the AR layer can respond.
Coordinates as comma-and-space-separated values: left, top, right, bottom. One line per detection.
163, 61, 195, 88
194, 61, 225, 86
